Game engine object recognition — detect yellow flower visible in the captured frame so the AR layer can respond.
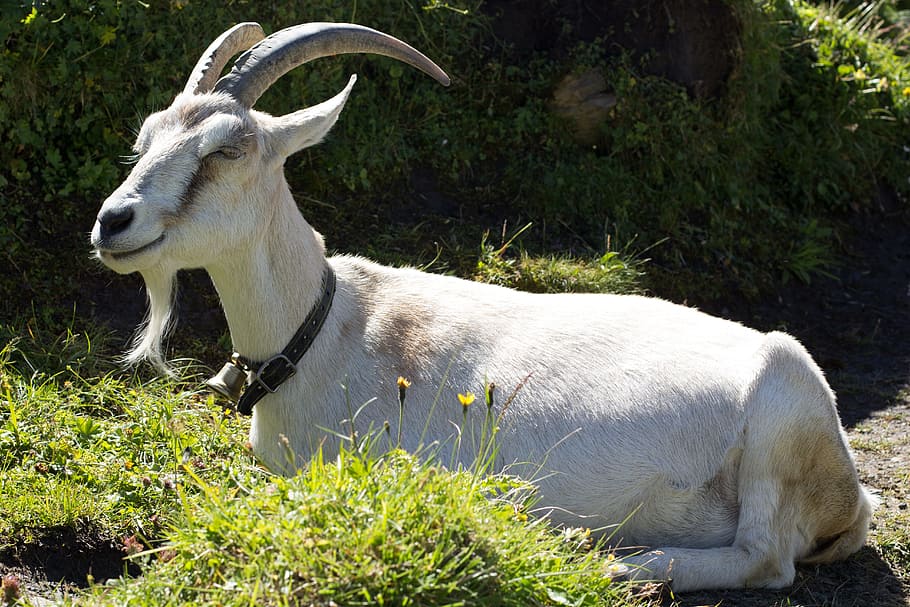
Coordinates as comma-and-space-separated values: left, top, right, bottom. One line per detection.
457, 392, 475, 406
902, 86, 910, 97
396, 376, 411, 389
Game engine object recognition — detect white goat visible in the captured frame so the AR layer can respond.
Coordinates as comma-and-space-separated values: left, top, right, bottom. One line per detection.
90, 22, 873, 592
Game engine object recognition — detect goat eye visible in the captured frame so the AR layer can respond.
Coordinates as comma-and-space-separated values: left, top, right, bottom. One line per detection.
211, 146, 244, 160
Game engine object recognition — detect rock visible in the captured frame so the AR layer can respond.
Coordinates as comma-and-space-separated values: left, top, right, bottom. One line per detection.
551, 69, 616, 146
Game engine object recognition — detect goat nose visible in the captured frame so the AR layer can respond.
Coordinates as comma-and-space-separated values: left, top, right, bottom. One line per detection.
98, 206, 134, 238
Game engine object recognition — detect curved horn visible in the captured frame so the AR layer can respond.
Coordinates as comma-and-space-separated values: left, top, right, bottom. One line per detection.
212, 22, 451, 108
184, 22, 266, 95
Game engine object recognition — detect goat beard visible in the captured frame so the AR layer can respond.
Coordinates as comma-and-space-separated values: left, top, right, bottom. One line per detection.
124, 267, 178, 375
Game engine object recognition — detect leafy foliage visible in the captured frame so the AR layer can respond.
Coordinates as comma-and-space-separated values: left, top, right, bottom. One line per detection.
0, 0, 907, 325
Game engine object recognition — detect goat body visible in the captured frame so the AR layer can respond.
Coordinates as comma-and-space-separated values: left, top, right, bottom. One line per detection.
90, 23, 872, 592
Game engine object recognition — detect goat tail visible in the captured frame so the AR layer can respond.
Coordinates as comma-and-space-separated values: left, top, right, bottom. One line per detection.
124, 268, 177, 376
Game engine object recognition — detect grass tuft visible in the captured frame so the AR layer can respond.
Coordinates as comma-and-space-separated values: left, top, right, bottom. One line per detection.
474, 224, 646, 295
86, 449, 636, 606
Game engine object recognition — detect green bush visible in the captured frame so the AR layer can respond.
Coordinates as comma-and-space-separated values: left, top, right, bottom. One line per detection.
0, 0, 907, 325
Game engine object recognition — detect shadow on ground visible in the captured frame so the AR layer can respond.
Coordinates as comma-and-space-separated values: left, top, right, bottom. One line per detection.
698, 204, 910, 429
668, 546, 904, 607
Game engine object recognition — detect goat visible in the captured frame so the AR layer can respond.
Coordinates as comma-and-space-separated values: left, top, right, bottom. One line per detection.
90, 22, 873, 592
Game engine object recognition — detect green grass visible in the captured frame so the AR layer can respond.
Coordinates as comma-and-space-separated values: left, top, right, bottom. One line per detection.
473, 224, 647, 295
0, 329, 251, 552
83, 450, 635, 606
0, 325, 642, 607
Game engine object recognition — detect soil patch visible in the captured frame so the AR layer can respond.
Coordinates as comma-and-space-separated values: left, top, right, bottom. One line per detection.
0, 524, 141, 601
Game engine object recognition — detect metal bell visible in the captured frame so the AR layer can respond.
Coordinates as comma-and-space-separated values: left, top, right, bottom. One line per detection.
205, 360, 247, 402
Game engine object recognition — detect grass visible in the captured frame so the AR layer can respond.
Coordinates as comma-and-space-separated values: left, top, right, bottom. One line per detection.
0, 323, 642, 607
473, 224, 647, 296
84, 450, 634, 606
0, 330, 251, 552
849, 436, 897, 453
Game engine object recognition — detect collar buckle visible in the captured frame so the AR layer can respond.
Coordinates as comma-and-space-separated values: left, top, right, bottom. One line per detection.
251, 353, 297, 393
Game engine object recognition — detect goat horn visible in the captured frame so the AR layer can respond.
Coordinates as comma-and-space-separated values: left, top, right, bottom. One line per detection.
212, 22, 451, 108
184, 22, 266, 95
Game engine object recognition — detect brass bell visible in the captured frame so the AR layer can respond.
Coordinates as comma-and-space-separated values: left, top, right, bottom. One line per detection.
205, 360, 247, 402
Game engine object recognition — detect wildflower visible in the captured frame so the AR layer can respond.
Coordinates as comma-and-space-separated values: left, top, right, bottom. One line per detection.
161, 474, 177, 491
902, 86, 910, 97
124, 459, 134, 470
1, 574, 21, 604
397, 376, 410, 410
458, 392, 475, 407
395, 376, 410, 448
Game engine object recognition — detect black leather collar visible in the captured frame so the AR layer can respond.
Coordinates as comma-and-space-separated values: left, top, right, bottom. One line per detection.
229, 264, 336, 416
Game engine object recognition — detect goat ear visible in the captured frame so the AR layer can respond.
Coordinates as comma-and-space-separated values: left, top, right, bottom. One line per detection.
267, 74, 357, 159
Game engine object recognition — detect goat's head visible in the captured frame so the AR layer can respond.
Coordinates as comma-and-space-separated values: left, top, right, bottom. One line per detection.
90, 22, 449, 368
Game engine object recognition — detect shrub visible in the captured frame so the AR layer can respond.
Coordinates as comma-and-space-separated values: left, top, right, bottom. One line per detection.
0, 0, 907, 326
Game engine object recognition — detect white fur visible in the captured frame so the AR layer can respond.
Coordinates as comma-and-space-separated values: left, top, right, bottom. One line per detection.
91, 56, 872, 592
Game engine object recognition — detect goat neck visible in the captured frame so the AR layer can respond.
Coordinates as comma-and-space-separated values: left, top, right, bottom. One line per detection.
205, 182, 328, 363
